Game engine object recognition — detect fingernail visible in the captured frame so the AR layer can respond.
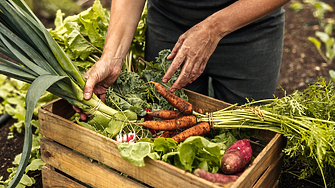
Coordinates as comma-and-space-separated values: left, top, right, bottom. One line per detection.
162, 79, 167, 83
170, 88, 176, 93
84, 92, 90, 99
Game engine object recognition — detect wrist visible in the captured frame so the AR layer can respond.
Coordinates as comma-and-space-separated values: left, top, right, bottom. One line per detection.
204, 13, 232, 41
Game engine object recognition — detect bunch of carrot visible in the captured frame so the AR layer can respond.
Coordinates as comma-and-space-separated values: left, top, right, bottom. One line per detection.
137, 82, 212, 142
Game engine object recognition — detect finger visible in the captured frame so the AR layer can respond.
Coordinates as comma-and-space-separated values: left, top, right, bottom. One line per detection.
167, 38, 184, 60
84, 75, 98, 100
80, 113, 87, 121
169, 60, 194, 92
72, 106, 82, 113
100, 94, 106, 104
163, 47, 188, 83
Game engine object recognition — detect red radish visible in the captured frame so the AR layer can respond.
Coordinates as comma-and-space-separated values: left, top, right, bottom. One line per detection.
221, 149, 246, 174
116, 133, 136, 143
149, 129, 158, 135
144, 108, 153, 120
194, 168, 239, 183
127, 133, 135, 142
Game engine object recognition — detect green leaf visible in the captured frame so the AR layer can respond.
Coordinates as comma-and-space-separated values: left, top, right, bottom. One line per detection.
9, 74, 67, 188
76, 117, 97, 131
87, 111, 111, 130
308, 37, 321, 50
19, 174, 35, 186
316, 31, 329, 43
329, 70, 335, 82
179, 144, 196, 171
117, 142, 159, 167
25, 159, 45, 172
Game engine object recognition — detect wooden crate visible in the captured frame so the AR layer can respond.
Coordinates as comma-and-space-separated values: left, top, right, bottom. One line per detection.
39, 89, 285, 188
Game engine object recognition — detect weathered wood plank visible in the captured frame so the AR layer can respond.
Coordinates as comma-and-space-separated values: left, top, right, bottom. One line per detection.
184, 89, 232, 111
41, 137, 148, 188
39, 90, 285, 188
39, 109, 222, 188
42, 165, 86, 188
253, 153, 284, 188
231, 134, 285, 188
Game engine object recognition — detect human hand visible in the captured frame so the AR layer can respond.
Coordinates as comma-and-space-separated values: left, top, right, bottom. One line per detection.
73, 57, 124, 120
84, 57, 124, 101
163, 19, 222, 92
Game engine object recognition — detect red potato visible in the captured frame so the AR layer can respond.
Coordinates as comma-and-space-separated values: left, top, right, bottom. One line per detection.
194, 168, 239, 183
227, 139, 253, 164
221, 149, 246, 174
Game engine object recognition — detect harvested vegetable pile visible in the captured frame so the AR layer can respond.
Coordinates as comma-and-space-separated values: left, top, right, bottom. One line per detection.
117, 79, 335, 187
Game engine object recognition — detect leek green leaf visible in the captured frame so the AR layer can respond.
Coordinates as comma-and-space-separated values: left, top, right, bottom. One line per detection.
8, 74, 66, 188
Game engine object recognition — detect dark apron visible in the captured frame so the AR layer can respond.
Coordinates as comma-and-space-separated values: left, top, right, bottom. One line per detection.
145, 0, 285, 105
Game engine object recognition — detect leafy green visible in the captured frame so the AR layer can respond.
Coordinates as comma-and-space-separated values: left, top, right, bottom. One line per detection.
105, 49, 189, 116
117, 141, 160, 167
117, 132, 236, 173
196, 78, 335, 187
49, 0, 109, 61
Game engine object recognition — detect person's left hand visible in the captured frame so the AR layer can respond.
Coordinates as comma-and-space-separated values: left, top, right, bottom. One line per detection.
163, 19, 223, 92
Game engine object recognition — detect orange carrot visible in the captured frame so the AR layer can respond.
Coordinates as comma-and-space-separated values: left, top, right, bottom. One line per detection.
155, 130, 179, 138
139, 115, 197, 131
172, 122, 211, 143
193, 107, 206, 115
147, 110, 182, 120
150, 82, 193, 114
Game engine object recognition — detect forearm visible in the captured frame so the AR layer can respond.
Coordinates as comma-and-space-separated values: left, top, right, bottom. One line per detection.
208, 0, 290, 39
101, 0, 146, 63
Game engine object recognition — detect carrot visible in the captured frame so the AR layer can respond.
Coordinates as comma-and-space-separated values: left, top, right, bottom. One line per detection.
139, 115, 197, 131
193, 107, 206, 115
155, 130, 179, 138
147, 110, 182, 119
172, 122, 211, 143
150, 82, 193, 114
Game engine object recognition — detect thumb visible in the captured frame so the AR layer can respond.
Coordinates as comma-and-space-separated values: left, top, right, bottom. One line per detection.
84, 77, 97, 100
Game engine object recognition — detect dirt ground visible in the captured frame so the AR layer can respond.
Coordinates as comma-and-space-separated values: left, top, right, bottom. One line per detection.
1, 1, 335, 187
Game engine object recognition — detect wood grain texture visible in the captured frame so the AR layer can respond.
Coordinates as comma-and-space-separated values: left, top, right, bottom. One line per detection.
231, 134, 285, 188
39, 110, 222, 188
39, 90, 286, 188
42, 165, 86, 188
41, 137, 148, 188
253, 153, 284, 188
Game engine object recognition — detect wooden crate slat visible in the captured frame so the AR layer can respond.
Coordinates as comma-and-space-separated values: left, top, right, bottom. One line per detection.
39, 111, 221, 188
231, 134, 285, 188
42, 165, 87, 188
41, 137, 148, 188
184, 89, 232, 111
252, 153, 284, 188
39, 89, 285, 188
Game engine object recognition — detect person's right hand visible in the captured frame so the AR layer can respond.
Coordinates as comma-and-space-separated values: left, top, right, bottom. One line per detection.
72, 57, 124, 121
83, 57, 124, 102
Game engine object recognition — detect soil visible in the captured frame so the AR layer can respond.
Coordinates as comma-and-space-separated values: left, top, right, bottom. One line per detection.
1, 1, 335, 187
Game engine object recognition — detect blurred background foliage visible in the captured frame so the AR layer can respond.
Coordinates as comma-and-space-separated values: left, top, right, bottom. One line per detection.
24, 0, 111, 28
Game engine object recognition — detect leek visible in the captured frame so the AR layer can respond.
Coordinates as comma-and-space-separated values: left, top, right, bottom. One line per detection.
0, 1, 118, 187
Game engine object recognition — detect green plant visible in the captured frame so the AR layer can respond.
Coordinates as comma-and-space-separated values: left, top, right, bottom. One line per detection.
290, 0, 333, 22
290, 1, 335, 66
308, 23, 335, 64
